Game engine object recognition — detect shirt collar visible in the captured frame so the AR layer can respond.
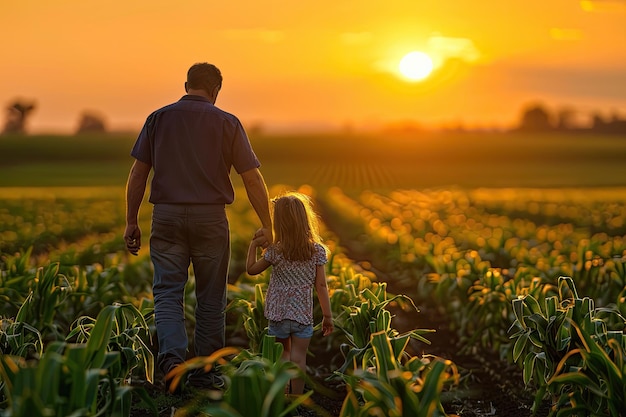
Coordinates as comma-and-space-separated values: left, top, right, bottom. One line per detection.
180, 94, 212, 103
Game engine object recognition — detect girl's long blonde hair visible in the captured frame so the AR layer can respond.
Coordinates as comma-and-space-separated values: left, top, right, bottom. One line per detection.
272, 192, 326, 261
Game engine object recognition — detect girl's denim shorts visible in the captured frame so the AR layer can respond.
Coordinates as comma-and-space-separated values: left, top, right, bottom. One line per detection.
268, 319, 314, 339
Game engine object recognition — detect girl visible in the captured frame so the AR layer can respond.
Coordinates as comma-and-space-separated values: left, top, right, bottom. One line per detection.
246, 191, 333, 395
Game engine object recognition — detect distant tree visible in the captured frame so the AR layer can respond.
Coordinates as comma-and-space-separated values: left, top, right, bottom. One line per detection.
591, 111, 626, 135
591, 112, 607, 131
556, 106, 577, 131
247, 121, 265, 138
76, 111, 107, 134
3, 100, 36, 134
518, 104, 553, 131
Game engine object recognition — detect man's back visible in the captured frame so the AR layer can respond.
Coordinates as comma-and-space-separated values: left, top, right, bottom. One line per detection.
131, 95, 259, 205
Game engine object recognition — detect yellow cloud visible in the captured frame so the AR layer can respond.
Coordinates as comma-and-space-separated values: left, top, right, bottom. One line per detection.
580, 0, 626, 12
427, 35, 481, 66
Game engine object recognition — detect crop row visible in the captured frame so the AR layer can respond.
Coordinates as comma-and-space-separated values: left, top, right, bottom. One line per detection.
320, 187, 626, 414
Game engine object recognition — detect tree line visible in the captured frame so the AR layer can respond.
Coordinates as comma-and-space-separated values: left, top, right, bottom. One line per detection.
2, 99, 107, 135
2, 98, 625, 136
517, 103, 626, 135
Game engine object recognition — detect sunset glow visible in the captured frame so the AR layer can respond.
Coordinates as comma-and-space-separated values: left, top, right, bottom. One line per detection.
0, 0, 624, 133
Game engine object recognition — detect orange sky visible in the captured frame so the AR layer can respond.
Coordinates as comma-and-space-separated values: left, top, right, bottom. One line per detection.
1, 0, 625, 133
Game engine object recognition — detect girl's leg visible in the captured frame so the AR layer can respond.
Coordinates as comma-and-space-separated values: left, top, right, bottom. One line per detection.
276, 336, 291, 361
289, 336, 311, 395
275, 337, 291, 393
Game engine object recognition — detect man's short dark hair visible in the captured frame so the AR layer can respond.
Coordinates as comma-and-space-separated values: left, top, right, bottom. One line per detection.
187, 63, 222, 94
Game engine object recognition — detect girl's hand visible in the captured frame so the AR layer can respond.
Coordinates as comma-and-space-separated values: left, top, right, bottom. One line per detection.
322, 316, 333, 336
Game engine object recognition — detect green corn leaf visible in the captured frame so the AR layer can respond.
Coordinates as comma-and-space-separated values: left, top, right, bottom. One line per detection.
375, 309, 392, 333
339, 389, 361, 417
389, 334, 411, 361
513, 331, 529, 362
85, 305, 117, 368
523, 352, 536, 385
417, 360, 447, 417
550, 372, 606, 398
545, 296, 557, 317
527, 313, 549, 330
558, 276, 578, 300
83, 368, 104, 413
512, 298, 526, 329
358, 377, 397, 410
231, 372, 261, 416
36, 350, 64, 405
524, 295, 544, 317
371, 331, 399, 381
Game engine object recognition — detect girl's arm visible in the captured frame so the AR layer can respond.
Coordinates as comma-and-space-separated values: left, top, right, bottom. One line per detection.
247, 233, 271, 275
314, 264, 333, 336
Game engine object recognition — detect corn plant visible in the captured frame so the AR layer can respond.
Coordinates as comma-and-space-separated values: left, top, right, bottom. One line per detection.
206, 358, 308, 417
0, 319, 42, 359
334, 282, 434, 374
548, 321, 625, 416
462, 269, 557, 358
462, 268, 514, 355
0, 318, 43, 408
226, 282, 269, 353
14, 263, 72, 342
312, 260, 375, 358
0, 305, 156, 417
0, 248, 34, 317
66, 264, 138, 320
339, 331, 458, 417
180, 335, 313, 417
509, 276, 625, 413
66, 301, 154, 384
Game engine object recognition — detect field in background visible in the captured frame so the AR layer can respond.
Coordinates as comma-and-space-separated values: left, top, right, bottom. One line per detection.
1, 131, 626, 191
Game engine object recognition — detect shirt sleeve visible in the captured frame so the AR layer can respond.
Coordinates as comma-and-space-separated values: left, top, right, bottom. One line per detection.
230, 118, 260, 174
263, 245, 278, 264
130, 112, 155, 165
313, 243, 328, 266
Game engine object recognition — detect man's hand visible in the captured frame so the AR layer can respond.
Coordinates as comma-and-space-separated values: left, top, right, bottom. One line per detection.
124, 224, 141, 256
124, 159, 150, 257
253, 227, 273, 248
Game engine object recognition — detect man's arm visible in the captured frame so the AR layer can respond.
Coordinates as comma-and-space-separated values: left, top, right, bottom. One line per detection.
240, 167, 273, 246
124, 159, 151, 255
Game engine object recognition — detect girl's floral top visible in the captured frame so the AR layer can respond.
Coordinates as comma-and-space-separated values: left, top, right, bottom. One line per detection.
263, 242, 328, 325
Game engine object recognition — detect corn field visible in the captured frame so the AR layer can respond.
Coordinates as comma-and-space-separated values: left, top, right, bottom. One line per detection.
1, 132, 626, 416
1, 183, 625, 416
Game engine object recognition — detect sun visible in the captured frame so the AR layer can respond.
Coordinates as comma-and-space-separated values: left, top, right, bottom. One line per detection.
398, 51, 434, 81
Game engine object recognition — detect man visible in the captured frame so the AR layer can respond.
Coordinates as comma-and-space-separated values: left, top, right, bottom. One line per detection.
124, 62, 272, 391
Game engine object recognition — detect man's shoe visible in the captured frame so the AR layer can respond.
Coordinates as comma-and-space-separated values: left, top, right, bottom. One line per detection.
164, 363, 185, 395
187, 369, 226, 390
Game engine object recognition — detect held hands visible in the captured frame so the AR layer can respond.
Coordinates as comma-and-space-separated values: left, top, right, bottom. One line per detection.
253, 227, 273, 248
322, 316, 334, 336
124, 224, 141, 256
